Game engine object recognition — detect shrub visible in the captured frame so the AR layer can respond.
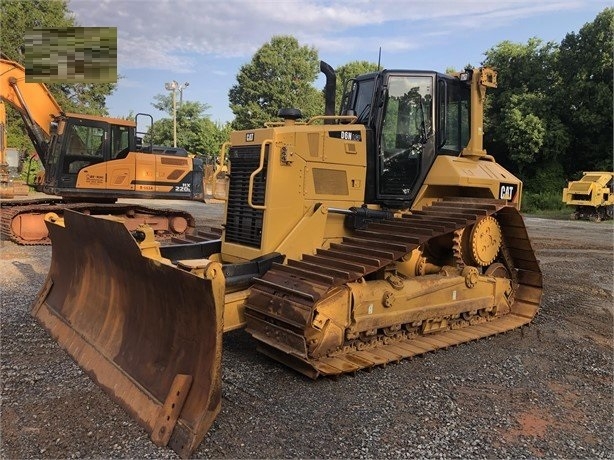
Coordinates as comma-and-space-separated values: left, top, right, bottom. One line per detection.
522, 190, 566, 213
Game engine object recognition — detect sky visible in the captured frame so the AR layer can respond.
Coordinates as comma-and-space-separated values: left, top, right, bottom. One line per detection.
68, 0, 611, 125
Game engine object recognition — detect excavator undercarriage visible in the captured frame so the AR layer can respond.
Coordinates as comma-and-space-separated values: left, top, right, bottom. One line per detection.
0, 197, 196, 244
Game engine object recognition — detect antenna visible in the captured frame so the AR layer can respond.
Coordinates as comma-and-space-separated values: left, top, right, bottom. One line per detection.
377, 47, 382, 70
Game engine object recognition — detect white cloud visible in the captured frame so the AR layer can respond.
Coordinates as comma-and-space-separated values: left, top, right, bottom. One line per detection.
68, 0, 597, 70
211, 69, 230, 76
117, 35, 195, 71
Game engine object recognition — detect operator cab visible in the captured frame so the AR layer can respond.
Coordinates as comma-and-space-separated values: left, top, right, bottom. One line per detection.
43, 114, 137, 194
341, 70, 471, 209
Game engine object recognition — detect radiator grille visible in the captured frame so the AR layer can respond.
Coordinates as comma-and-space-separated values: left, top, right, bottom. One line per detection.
225, 145, 268, 248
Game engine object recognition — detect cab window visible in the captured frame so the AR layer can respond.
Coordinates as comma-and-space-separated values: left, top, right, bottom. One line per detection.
379, 75, 432, 196
439, 80, 470, 153
64, 123, 106, 173
110, 125, 130, 159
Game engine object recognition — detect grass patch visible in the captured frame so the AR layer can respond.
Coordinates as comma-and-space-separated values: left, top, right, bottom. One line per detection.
522, 208, 574, 220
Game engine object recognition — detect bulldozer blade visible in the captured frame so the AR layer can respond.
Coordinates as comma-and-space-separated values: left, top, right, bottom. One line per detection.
31, 210, 225, 458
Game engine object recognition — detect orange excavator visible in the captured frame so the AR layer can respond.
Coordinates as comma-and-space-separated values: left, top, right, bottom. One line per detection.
0, 57, 205, 244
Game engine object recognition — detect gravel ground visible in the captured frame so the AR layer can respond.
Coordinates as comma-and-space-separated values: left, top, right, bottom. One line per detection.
1, 200, 612, 459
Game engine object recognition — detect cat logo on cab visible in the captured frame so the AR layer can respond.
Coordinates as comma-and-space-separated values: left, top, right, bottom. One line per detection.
499, 183, 518, 201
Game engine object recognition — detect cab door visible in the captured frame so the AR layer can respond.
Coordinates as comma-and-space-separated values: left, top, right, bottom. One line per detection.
106, 123, 136, 191
63, 119, 109, 191
377, 73, 434, 202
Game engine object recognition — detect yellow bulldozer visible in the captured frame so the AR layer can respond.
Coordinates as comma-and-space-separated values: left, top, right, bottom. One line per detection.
562, 171, 614, 222
32, 62, 542, 457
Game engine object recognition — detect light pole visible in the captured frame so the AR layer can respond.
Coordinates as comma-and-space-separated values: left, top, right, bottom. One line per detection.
164, 80, 189, 148
164, 81, 178, 147
179, 81, 189, 108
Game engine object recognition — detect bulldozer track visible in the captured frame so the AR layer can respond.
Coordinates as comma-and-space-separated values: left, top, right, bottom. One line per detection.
0, 198, 197, 245
245, 198, 542, 378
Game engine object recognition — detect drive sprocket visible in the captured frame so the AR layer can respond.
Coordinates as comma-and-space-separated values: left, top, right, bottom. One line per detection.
453, 215, 502, 268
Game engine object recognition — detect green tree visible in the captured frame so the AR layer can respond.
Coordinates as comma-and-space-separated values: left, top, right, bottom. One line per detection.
499, 97, 546, 176
229, 36, 322, 130
555, 7, 613, 174
0, 0, 116, 154
482, 10, 613, 210
0, 0, 73, 63
148, 93, 230, 161
483, 38, 566, 188
335, 60, 379, 113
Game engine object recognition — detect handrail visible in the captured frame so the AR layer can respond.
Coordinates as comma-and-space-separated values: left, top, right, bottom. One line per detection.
215, 141, 230, 177
264, 114, 359, 127
247, 139, 271, 210
264, 121, 307, 127
307, 115, 358, 124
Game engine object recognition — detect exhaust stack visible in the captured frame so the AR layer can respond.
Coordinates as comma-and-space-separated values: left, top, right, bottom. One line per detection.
320, 61, 336, 122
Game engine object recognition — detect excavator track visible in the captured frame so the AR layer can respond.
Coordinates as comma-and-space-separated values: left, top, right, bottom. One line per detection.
245, 198, 542, 378
0, 198, 197, 245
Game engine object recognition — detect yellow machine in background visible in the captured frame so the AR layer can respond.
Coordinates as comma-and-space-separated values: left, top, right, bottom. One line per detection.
0, 57, 204, 244
562, 171, 614, 221
33, 61, 542, 457
203, 157, 229, 200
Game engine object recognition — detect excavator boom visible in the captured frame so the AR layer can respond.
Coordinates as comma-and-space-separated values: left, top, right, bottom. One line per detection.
0, 58, 62, 161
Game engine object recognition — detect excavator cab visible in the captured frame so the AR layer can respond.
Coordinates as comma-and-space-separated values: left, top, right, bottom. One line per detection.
44, 115, 120, 191
40, 113, 204, 201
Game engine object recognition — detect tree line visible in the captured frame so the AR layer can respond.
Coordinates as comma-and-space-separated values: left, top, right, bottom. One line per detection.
483, 8, 613, 210
1, 0, 611, 209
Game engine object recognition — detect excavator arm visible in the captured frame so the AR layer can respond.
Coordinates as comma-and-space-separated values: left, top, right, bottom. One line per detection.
0, 58, 63, 163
